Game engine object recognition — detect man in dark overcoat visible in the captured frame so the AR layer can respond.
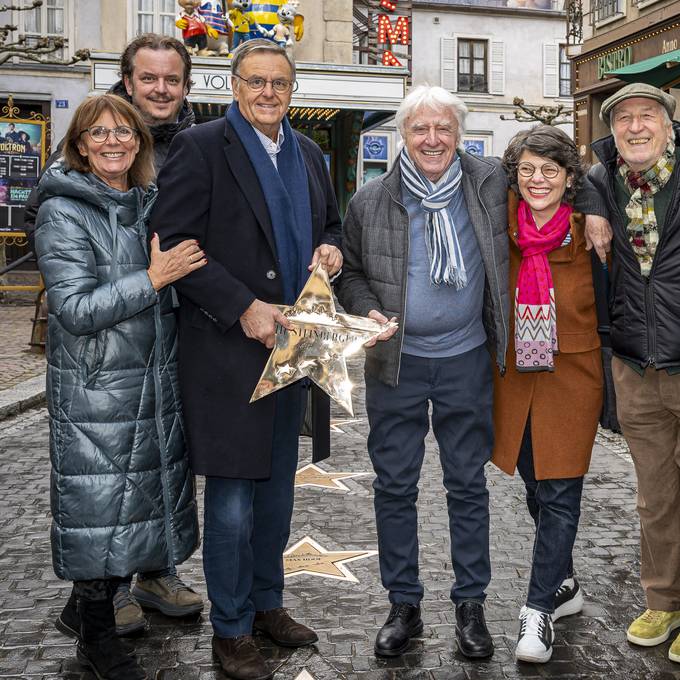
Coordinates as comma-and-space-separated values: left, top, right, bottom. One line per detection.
150, 39, 342, 680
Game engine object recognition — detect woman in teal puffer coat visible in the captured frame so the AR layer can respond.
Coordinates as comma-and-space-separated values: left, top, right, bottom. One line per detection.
34, 94, 206, 680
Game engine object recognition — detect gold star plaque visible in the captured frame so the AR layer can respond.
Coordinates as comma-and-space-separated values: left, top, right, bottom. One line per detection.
294, 463, 370, 491
250, 264, 397, 416
284, 536, 378, 583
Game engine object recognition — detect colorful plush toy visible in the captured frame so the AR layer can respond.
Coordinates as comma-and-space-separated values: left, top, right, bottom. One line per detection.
199, 1, 232, 56
251, 0, 304, 44
176, 0, 218, 56
260, 2, 299, 50
228, 0, 264, 53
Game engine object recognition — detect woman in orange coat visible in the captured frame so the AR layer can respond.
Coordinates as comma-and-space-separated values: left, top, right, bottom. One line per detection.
493, 126, 603, 664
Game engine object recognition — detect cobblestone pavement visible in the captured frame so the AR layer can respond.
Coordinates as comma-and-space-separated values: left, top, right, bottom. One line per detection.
1, 356, 680, 680
0, 304, 45, 390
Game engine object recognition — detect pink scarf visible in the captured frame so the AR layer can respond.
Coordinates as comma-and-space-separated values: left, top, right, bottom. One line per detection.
515, 200, 572, 372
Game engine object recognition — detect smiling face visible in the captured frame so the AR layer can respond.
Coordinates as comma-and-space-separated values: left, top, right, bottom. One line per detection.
124, 47, 188, 126
403, 106, 459, 182
611, 98, 673, 172
77, 109, 140, 191
232, 51, 294, 141
517, 150, 568, 226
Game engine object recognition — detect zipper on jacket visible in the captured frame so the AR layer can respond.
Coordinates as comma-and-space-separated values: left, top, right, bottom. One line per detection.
644, 276, 657, 367
476, 176, 508, 376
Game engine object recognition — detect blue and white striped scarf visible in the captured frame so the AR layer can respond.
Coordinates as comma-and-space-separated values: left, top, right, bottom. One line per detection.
399, 149, 467, 289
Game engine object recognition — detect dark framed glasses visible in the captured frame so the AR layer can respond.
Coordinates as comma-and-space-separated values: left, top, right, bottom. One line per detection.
80, 126, 138, 143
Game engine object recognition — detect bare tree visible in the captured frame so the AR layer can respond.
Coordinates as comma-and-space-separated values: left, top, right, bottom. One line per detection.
0, 0, 89, 66
500, 97, 573, 126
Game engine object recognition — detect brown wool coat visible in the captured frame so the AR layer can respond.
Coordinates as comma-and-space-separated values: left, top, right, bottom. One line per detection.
492, 191, 604, 480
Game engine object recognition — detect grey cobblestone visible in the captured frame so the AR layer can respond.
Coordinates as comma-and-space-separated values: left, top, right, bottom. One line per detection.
0, 355, 679, 679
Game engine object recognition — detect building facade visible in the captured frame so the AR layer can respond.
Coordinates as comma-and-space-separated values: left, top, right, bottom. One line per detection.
413, 0, 572, 156
0, 0, 408, 236
569, 0, 680, 161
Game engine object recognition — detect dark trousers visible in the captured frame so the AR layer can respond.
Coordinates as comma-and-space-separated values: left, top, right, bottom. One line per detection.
202, 386, 302, 638
365, 346, 493, 605
516, 420, 583, 614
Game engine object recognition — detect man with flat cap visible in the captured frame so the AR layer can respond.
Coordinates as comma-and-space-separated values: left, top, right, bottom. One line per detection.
589, 82, 680, 664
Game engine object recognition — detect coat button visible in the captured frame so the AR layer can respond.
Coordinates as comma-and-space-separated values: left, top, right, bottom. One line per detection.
266, 270, 277, 280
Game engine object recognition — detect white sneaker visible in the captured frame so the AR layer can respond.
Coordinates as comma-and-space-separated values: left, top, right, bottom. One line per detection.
515, 606, 554, 663
553, 577, 584, 622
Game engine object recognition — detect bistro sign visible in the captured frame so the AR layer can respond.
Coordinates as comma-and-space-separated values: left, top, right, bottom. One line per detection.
597, 46, 633, 79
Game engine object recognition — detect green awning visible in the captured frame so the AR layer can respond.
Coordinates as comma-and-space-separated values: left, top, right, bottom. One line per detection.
607, 49, 680, 88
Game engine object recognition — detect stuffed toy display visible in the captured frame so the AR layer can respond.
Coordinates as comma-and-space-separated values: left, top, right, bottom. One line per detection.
176, 0, 218, 55
198, 1, 232, 56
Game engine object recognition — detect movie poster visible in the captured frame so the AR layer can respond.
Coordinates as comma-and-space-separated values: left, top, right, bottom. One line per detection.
0, 118, 46, 217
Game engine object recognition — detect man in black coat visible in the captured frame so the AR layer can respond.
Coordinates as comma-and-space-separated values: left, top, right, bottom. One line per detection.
150, 39, 342, 680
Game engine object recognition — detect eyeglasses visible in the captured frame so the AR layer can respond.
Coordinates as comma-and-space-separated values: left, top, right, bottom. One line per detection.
517, 162, 562, 179
80, 126, 138, 143
233, 74, 298, 93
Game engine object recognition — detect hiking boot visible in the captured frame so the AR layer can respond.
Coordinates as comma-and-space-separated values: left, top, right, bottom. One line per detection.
113, 584, 147, 635
132, 573, 203, 617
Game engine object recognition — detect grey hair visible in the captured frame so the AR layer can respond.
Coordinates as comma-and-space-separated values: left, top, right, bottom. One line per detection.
395, 84, 468, 138
231, 38, 296, 80
609, 99, 673, 134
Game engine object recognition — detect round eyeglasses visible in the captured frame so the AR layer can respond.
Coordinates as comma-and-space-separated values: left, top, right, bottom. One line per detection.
81, 126, 138, 143
517, 162, 562, 179
233, 74, 298, 94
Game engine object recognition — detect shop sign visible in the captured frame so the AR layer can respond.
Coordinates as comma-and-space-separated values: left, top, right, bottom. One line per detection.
597, 46, 633, 79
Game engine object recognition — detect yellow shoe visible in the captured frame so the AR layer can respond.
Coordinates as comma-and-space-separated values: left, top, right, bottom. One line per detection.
670, 632, 680, 663
627, 609, 680, 646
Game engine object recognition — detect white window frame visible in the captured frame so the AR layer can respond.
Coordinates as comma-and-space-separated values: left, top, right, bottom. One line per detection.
594, 0, 626, 28
128, 0, 180, 41
636, 0, 663, 9
13, 0, 75, 60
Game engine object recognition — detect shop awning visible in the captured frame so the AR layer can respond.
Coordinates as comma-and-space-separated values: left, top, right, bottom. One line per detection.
606, 49, 680, 88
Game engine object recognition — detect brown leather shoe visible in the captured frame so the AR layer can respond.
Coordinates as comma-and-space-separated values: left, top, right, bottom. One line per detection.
253, 608, 318, 647
212, 635, 272, 680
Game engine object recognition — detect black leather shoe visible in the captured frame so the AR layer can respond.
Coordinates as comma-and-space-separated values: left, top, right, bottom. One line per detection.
374, 603, 423, 657
455, 601, 493, 658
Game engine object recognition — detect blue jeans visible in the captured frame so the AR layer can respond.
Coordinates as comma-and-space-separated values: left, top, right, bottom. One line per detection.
516, 420, 583, 614
365, 346, 493, 606
202, 386, 302, 638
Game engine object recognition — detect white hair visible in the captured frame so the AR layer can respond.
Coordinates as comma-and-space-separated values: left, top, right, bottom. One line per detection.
395, 84, 468, 138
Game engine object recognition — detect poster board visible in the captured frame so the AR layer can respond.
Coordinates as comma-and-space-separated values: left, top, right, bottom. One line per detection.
0, 117, 47, 227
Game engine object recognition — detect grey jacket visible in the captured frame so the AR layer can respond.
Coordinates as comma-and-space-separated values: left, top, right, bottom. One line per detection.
337, 152, 510, 386
35, 163, 199, 581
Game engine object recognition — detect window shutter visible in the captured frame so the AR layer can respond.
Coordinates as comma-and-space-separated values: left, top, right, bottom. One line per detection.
543, 43, 560, 98
441, 37, 457, 92
489, 41, 505, 95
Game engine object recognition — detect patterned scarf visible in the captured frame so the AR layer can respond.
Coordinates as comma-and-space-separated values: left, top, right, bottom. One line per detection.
515, 200, 572, 372
399, 149, 467, 289
618, 139, 676, 277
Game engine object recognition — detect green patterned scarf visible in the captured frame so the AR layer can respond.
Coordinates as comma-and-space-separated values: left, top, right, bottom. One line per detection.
617, 139, 676, 277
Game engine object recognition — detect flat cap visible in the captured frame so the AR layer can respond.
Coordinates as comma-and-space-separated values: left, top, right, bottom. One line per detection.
600, 82, 677, 124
